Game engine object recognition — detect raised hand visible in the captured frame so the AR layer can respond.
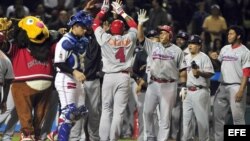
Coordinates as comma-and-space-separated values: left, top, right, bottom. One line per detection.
83, 0, 96, 11
111, 0, 124, 15
101, 0, 110, 12
137, 9, 149, 25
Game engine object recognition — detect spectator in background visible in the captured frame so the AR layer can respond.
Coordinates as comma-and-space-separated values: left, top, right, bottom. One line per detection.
6, 0, 30, 18
33, 3, 52, 25
43, 0, 58, 14
188, 1, 208, 35
0, 5, 5, 17
48, 10, 69, 31
168, 0, 194, 33
123, 0, 139, 21
146, 0, 172, 31
202, 4, 227, 48
219, 0, 243, 26
242, 0, 250, 45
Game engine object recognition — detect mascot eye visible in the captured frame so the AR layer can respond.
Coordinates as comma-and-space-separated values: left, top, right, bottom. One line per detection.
26, 19, 34, 25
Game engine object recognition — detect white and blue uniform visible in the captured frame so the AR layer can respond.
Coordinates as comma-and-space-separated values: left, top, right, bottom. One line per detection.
54, 32, 89, 141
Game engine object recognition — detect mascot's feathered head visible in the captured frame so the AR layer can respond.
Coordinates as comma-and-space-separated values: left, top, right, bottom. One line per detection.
12, 16, 59, 62
18, 16, 49, 44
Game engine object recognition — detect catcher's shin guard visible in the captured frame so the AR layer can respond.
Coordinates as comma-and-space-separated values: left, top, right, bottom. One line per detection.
75, 105, 88, 120
58, 121, 72, 141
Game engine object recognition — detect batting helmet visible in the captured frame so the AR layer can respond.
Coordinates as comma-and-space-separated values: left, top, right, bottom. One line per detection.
158, 25, 173, 38
188, 34, 202, 45
67, 11, 93, 28
110, 20, 125, 35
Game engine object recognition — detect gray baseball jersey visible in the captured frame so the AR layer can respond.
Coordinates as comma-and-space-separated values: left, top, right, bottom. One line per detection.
94, 27, 137, 73
0, 50, 14, 83
143, 38, 186, 80
183, 51, 214, 141
185, 52, 214, 87
214, 44, 250, 141
218, 44, 250, 83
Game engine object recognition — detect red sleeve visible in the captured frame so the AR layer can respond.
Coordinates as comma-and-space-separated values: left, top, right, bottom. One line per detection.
243, 68, 250, 77
92, 10, 106, 31
126, 18, 137, 29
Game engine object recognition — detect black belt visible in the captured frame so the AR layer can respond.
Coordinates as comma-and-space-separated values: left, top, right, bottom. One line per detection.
221, 82, 240, 86
187, 85, 204, 91
150, 76, 175, 83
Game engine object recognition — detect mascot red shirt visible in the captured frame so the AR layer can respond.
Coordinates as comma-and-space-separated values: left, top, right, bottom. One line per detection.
1, 16, 60, 140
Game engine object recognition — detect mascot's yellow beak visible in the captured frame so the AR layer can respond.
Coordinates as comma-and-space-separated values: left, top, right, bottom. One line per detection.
18, 16, 49, 44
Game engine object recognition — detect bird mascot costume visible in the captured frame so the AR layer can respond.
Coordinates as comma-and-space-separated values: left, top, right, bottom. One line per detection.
0, 16, 61, 141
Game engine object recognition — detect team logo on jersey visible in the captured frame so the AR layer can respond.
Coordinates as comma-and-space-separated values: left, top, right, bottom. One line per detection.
222, 55, 238, 61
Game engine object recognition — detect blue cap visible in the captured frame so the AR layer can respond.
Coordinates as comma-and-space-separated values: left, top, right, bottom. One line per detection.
188, 35, 202, 45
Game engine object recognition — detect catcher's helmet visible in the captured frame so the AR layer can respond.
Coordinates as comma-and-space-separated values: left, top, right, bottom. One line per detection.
67, 11, 93, 28
110, 20, 124, 35
158, 25, 173, 38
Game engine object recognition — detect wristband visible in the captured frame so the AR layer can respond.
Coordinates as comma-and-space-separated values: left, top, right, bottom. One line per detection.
121, 12, 128, 18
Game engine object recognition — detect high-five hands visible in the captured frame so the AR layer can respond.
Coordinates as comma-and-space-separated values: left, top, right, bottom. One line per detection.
111, 0, 124, 15
101, 0, 110, 12
137, 9, 149, 25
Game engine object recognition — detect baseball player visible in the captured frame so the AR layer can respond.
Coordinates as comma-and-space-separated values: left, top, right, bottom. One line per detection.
182, 35, 214, 141
137, 9, 187, 140
54, 10, 93, 141
213, 25, 250, 141
0, 48, 16, 141
92, 0, 138, 140
170, 31, 190, 140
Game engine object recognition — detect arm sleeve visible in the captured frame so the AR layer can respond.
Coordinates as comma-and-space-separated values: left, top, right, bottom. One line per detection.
92, 10, 106, 31
54, 62, 74, 74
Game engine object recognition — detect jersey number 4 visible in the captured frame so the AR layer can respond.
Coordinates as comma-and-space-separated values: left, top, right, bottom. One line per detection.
115, 47, 125, 62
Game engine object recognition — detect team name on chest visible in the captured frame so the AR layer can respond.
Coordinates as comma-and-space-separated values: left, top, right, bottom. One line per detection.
27, 59, 49, 68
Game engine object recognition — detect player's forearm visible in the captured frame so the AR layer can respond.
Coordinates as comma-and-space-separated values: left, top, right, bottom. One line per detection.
198, 71, 214, 78
239, 76, 248, 92
2, 79, 12, 103
179, 69, 187, 84
137, 24, 145, 42
121, 13, 137, 29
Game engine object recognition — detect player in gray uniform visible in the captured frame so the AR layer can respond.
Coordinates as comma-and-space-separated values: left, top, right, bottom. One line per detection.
137, 9, 187, 141
0, 49, 15, 141
170, 31, 190, 141
182, 35, 214, 141
213, 25, 250, 141
92, 0, 138, 140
